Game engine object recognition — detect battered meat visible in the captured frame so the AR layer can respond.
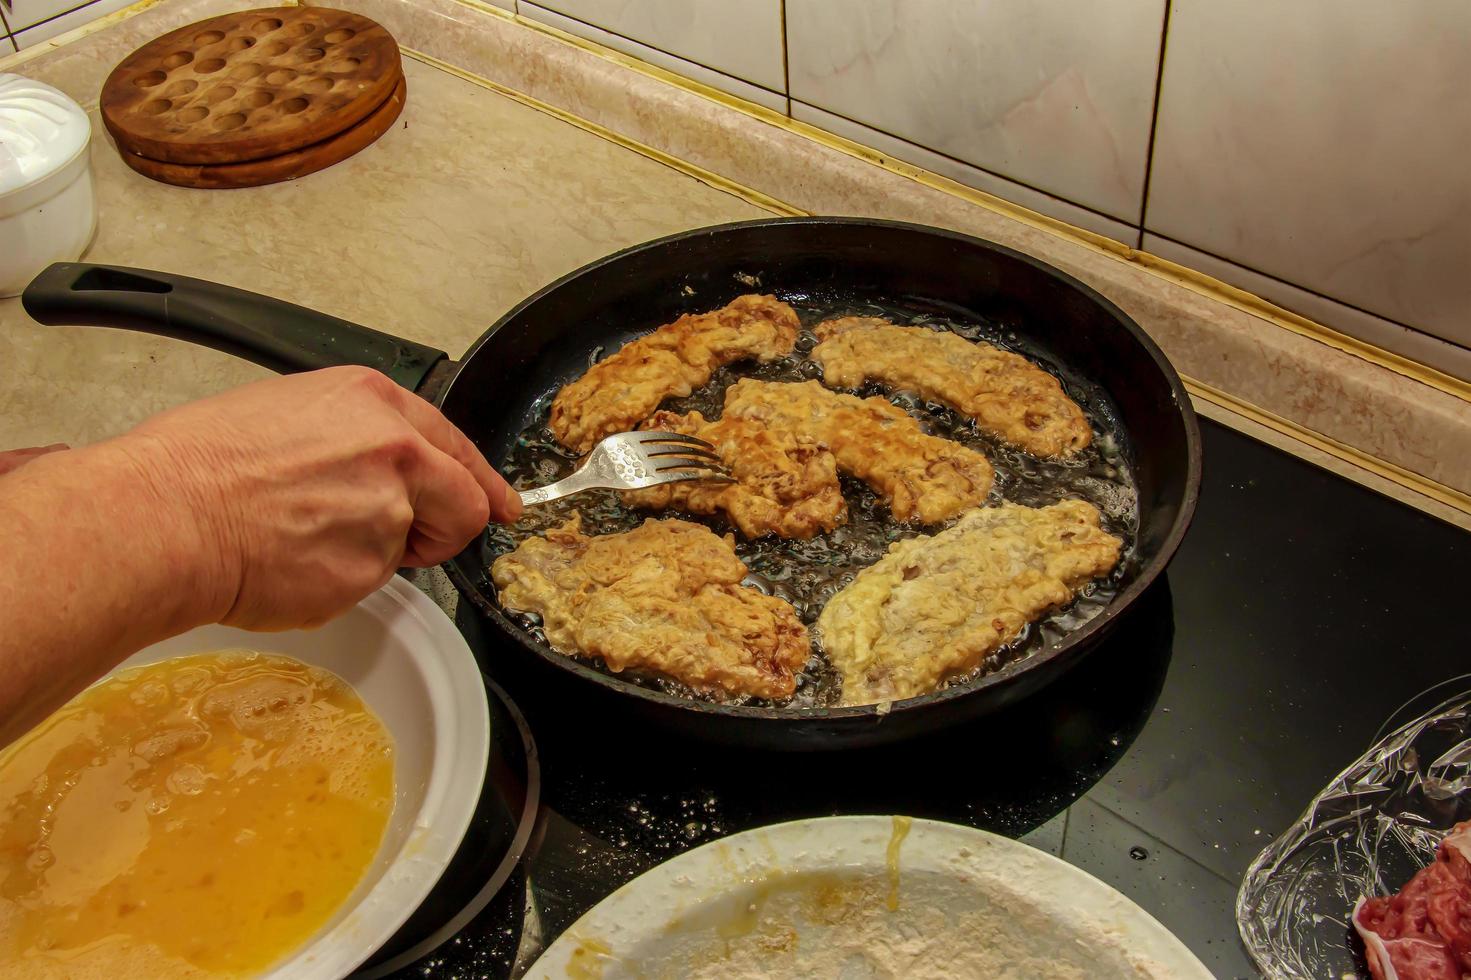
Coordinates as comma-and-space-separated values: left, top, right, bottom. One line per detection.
549, 295, 800, 454
490, 515, 810, 699
722, 379, 994, 524
812, 317, 1092, 457
819, 500, 1122, 706
624, 410, 847, 540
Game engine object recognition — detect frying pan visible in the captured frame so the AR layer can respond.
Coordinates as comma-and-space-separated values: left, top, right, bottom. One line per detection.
22, 217, 1201, 750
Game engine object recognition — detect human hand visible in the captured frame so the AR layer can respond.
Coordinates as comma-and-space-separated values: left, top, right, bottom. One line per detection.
116, 366, 520, 630
0, 444, 68, 477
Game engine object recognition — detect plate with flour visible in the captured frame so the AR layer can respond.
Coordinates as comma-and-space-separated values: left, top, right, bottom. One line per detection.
526, 816, 1210, 979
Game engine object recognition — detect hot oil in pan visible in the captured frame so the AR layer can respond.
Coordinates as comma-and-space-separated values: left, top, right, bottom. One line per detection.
486, 297, 1138, 709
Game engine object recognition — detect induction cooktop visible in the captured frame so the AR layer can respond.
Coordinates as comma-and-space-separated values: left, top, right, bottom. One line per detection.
364, 418, 1471, 979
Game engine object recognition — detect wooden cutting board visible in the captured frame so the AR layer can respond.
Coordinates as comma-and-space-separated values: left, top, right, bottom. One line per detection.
113, 72, 406, 188
101, 6, 401, 165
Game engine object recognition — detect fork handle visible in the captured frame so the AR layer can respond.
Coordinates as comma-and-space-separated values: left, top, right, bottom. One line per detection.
517, 471, 596, 508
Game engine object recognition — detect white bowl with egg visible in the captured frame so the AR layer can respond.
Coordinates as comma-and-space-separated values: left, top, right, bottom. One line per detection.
118, 574, 490, 979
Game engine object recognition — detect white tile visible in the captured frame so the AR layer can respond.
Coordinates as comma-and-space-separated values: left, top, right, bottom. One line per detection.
792, 100, 1139, 247
1142, 233, 1471, 383
5, 0, 77, 31
786, 0, 1167, 223
519, 2, 786, 113
14, 0, 135, 48
1147, 0, 1471, 347
529, 0, 783, 91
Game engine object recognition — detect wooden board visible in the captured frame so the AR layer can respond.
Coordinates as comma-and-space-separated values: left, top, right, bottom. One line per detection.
101, 6, 401, 165
112, 72, 406, 188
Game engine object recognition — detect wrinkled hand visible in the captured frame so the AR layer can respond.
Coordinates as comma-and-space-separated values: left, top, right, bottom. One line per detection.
0, 444, 68, 477
118, 366, 521, 630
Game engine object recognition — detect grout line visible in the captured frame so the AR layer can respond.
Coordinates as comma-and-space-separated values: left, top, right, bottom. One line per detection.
1145, 230, 1471, 358
0, 1, 15, 52
1138, 0, 1173, 229
778, 0, 789, 97
1074, 798, 1239, 886
461, 0, 1471, 403
401, 47, 805, 219
0, 0, 164, 69
518, 1, 784, 103
10, 0, 119, 42
793, 99, 1135, 231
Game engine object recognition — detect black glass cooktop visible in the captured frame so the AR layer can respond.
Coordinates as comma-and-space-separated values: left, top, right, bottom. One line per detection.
372, 418, 1471, 979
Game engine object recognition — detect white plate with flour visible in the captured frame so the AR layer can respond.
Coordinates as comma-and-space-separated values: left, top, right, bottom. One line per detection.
527, 815, 1211, 979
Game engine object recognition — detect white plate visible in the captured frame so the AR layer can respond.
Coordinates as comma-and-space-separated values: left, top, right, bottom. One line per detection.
117, 575, 490, 980
529, 816, 1211, 979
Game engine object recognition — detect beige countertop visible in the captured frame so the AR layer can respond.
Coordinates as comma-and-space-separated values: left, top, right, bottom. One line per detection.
0, 0, 766, 448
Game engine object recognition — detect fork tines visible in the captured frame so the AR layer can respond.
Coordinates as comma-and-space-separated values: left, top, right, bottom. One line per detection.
634, 430, 717, 450
634, 430, 732, 477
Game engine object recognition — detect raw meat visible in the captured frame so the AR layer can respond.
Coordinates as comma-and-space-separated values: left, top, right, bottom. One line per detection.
1353, 822, 1471, 980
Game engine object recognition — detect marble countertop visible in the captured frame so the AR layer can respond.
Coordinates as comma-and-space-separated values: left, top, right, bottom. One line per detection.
0, 0, 767, 450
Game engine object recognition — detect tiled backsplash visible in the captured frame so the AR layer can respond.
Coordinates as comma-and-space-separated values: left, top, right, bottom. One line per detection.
507, 0, 1471, 382
4, 0, 139, 50
6, 0, 1467, 379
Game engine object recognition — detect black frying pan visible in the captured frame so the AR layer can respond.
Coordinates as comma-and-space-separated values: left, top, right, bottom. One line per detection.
22, 217, 1201, 750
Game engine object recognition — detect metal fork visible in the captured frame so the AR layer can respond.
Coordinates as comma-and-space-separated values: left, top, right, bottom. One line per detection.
516, 431, 734, 507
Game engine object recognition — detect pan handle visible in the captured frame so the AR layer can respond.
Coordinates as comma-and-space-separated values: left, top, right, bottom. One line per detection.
21, 263, 448, 391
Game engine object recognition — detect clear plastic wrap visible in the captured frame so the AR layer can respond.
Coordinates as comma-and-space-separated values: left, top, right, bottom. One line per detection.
1237, 691, 1471, 978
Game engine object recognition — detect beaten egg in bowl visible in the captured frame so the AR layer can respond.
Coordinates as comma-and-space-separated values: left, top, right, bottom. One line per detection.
0, 651, 395, 978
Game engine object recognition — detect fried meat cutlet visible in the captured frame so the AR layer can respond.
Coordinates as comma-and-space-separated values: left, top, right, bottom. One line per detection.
490, 515, 810, 699
721, 379, 994, 524
812, 317, 1092, 457
623, 410, 846, 540
819, 500, 1122, 706
549, 295, 800, 454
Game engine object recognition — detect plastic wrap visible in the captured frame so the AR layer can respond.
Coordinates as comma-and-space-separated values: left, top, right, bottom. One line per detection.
1237, 692, 1471, 978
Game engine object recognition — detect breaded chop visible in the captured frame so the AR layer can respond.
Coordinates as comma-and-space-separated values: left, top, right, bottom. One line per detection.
812, 317, 1092, 457
624, 410, 846, 539
549, 295, 800, 454
722, 379, 994, 524
819, 500, 1122, 706
490, 515, 810, 699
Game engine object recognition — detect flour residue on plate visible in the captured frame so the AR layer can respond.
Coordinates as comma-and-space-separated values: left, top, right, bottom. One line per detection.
614, 864, 1160, 979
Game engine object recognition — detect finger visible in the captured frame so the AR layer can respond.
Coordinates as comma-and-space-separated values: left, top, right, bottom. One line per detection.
393, 393, 522, 524
0, 444, 69, 477
401, 441, 492, 567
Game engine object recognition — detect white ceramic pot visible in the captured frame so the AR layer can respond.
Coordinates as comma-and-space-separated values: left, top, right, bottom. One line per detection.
0, 73, 97, 298
117, 575, 490, 979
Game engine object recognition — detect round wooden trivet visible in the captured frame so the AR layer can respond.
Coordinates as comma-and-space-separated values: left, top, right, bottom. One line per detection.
100, 6, 401, 165
112, 72, 406, 188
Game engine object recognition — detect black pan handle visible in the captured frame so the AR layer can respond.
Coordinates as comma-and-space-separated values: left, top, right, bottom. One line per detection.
22, 263, 448, 391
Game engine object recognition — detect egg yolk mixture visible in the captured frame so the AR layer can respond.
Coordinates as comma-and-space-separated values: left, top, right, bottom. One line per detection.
0, 652, 395, 978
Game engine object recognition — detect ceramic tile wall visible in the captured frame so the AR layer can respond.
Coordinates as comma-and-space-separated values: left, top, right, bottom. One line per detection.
491, 0, 1471, 382
1, 0, 148, 49
2, 0, 1465, 378
1146, 0, 1471, 355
